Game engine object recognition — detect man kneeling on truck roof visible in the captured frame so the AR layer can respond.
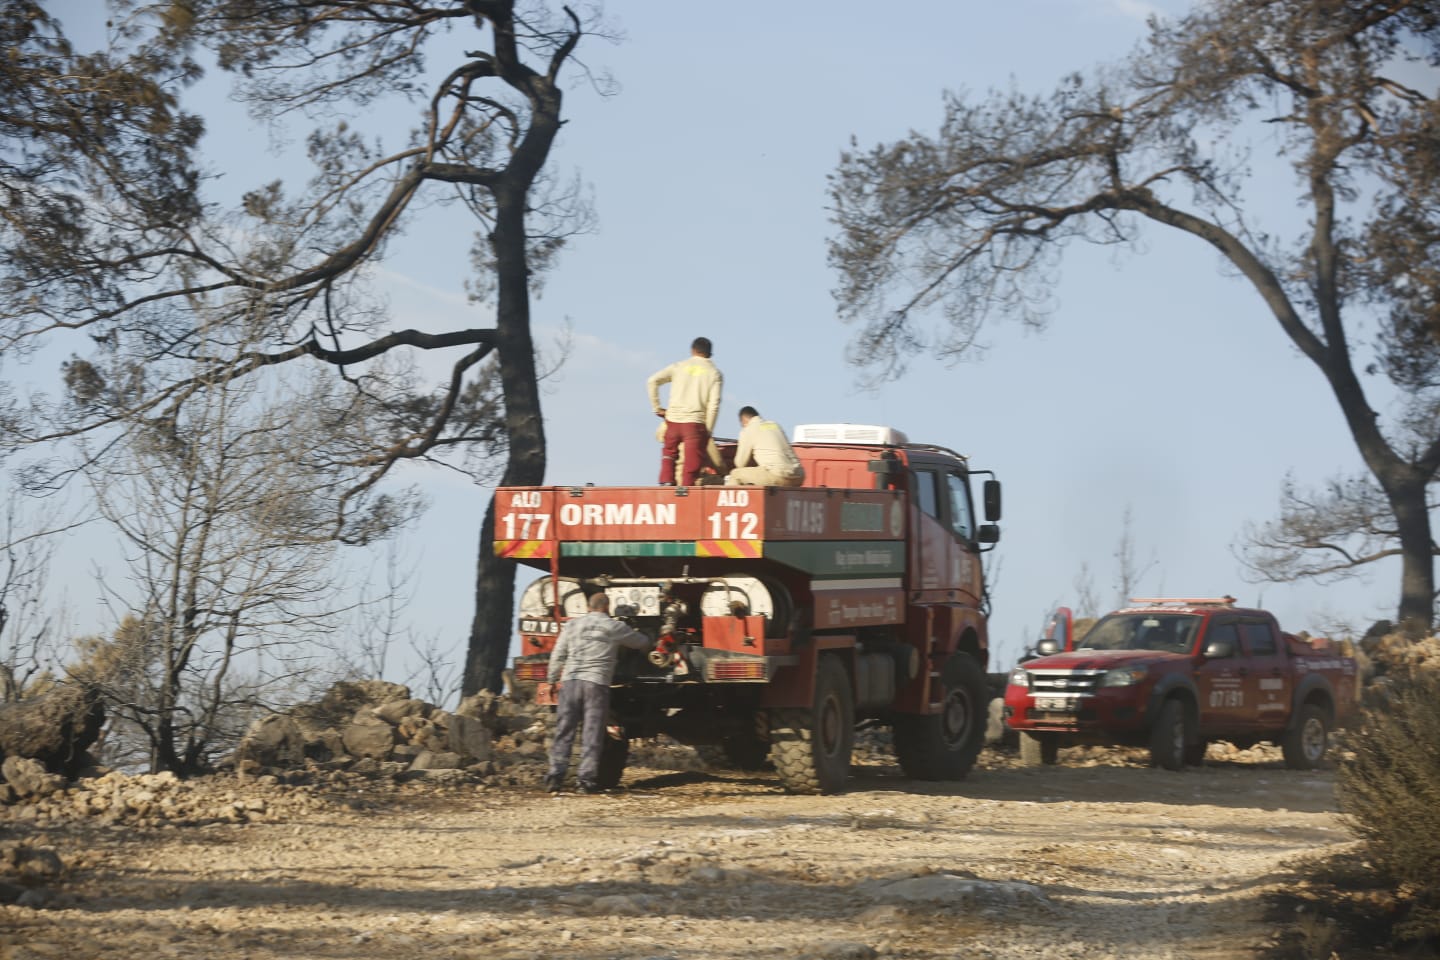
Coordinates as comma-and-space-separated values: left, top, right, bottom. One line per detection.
727, 406, 804, 487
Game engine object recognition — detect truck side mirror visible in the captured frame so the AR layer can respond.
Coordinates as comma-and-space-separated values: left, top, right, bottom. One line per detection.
1036, 637, 1061, 656
977, 524, 1000, 544
867, 458, 903, 476
1202, 639, 1234, 659
983, 479, 1002, 522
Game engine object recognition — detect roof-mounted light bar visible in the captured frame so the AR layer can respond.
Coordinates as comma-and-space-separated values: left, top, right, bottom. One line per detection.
1128, 596, 1237, 607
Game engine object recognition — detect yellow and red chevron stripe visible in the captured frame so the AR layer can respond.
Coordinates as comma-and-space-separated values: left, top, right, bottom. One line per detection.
494, 539, 553, 559
695, 539, 763, 558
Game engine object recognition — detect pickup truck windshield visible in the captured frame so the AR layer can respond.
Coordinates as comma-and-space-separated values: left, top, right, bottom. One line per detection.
1080, 613, 1201, 654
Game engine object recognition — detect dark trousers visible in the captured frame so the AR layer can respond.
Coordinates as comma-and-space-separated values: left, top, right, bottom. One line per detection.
660, 420, 711, 485
548, 679, 610, 783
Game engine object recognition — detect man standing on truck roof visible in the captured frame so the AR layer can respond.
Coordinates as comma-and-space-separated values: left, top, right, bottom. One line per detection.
647, 336, 723, 486
544, 592, 652, 794
727, 406, 804, 487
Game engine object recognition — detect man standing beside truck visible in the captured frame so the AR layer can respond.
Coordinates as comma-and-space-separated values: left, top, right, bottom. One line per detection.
544, 593, 652, 794
647, 336, 723, 486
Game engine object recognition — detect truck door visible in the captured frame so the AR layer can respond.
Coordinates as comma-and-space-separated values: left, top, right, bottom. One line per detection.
1193, 619, 1247, 737
1237, 620, 1291, 731
907, 467, 947, 601
940, 470, 982, 606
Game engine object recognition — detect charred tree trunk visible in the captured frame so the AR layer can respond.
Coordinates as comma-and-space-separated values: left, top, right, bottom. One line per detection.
464, 187, 549, 695
1385, 477, 1435, 637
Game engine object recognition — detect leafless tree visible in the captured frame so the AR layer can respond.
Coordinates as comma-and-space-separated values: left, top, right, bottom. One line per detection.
829, 1, 1440, 632
0, 0, 600, 695
0, 498, 65, 701
79, 352, 422, 774
1072, 560, 1101, 621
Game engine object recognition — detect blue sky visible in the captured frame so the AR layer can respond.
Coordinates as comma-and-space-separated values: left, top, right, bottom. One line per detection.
30, 0, 1411, 679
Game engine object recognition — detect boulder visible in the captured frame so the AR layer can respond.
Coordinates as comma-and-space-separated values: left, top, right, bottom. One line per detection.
408, 750, 462, 771
292, 680, 411, 736
237, 715, 306, 768
1, 757, 64, 799
341, 720, 397, 760
0, 683, 104, 777
374, 698, 431, 725
444, 713, 494, 762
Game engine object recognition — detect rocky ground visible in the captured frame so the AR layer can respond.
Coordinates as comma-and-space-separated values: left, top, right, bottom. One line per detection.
0, 736, 1350, 960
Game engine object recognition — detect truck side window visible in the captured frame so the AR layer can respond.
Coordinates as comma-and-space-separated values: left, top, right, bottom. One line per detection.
1206, 622, 1240, 655
945, 472, 974, 541
913, 469, 941, 519
1239, 622, 1276, 655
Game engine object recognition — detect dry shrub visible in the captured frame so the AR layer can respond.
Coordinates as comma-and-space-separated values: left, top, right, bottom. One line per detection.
1363, 631, 1440, 676
1337, 665, 1440, 948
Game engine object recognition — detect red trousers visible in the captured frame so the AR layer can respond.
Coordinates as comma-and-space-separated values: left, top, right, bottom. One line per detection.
659, 420, 712, 485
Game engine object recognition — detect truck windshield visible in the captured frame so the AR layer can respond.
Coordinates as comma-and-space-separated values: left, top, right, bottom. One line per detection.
1080, 613, 1200, 654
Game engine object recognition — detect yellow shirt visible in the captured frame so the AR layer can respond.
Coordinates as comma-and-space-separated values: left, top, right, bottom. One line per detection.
647, 355, 723, 429
734, 417, 802, 477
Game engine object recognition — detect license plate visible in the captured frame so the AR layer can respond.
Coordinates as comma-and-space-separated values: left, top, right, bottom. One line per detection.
1035, 696, 1073, 711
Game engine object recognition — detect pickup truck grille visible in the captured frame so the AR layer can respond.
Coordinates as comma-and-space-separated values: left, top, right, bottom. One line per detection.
1027, 669, 1105, 696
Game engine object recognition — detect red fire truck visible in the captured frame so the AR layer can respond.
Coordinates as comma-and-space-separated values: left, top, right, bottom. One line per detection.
497, 424, 1002, 794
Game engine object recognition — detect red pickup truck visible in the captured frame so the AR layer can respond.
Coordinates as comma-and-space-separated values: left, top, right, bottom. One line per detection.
1003, 597, 1358, 770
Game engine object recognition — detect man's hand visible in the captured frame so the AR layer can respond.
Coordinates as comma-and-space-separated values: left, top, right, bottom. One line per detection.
655, 408, 666, 418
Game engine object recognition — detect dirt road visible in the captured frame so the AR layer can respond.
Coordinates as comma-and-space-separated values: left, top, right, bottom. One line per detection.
2, 746, 1348, 960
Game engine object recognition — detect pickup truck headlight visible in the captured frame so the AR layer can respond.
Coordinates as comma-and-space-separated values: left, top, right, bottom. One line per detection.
1007, 667, 1029, 688
1101, 667, 1147, 687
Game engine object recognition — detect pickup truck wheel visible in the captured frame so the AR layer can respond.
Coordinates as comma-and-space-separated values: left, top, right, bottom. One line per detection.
1019, 732, 1060, 766
1184, 739, 1209, 766
1282, 704, 1328, 770
595, 732, 629, 789
771, 654, 854, 794
1148, 698, 1189, 771
893, 653, 989, 780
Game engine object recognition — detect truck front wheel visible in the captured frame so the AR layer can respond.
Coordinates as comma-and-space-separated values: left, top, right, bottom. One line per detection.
893, 653, 988, 780
1148, 698, 1190, 771
771, 654, 854, 794
1281, 704, 1328, 770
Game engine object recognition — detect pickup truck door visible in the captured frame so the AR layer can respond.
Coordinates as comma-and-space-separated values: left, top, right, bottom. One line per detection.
1193, 620, 1248, 737
1237, 620, 1292, 731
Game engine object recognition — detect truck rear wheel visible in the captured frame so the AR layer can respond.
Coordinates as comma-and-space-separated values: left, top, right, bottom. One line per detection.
1148, 698, 1189, 771
596, 732, 629, 789
1281, 704, 1328, 770
771, 654, 854, 794
1019, 732, 1060, 766
893, 653, 988, 780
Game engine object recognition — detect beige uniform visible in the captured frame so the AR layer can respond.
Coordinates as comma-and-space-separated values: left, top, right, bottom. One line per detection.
728, 417, 804, 487
647, 356, 723, 430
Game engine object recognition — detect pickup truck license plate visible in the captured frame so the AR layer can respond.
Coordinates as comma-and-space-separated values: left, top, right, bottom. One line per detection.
1034, 696, 1072, 711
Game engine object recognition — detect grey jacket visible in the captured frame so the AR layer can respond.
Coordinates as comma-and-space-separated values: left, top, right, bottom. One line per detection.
547, 612, 651, 685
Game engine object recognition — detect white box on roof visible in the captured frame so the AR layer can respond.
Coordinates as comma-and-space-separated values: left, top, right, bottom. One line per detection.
791, 423, 910, 445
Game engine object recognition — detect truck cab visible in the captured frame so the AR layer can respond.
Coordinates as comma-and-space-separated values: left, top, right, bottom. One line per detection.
498, 424, 1002, 794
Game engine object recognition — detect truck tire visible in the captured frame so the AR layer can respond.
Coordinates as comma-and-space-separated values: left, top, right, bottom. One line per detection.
596, 734, 629, 789
771, 654, 854, 794
1019, 732, 1060, 766
893, 653, 989, 781
1282, 704, 1328, 770
1148, 698, 1189, 771
696, 734, 772, 772
1184, 738, 1209, 766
